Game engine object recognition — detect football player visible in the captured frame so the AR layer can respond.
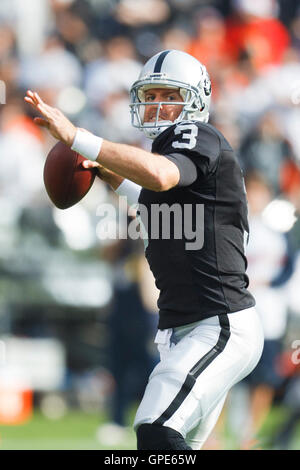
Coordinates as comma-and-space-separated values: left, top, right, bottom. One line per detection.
25, 50, 264, 450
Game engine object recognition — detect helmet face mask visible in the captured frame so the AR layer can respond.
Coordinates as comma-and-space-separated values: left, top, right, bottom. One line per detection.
129, 51, 212, 139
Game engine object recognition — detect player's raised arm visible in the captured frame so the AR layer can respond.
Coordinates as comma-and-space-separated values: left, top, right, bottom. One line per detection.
24, 90, 180, 192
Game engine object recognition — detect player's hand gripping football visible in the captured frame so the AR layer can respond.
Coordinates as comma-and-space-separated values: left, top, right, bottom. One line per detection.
24, 90, 77, 147
82, 157, 124, 189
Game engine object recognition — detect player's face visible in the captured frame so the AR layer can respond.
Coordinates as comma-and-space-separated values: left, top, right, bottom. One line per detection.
143, 88, 184, 123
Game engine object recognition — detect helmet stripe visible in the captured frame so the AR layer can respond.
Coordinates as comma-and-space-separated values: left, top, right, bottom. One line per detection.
153, 50, 171, 73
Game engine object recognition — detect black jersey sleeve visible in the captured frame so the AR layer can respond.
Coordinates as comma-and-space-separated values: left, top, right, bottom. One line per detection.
154, 122, 221, 186
164, 152, 198, 187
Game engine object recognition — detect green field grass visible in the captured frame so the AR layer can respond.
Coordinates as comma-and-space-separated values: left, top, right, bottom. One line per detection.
0, 411, 137, 450
0, 407, 299, 450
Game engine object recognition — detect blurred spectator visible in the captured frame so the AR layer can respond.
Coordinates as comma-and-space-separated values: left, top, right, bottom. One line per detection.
115, 0, 170, 27
53, 0, 96, 62
0, 24, 19, 97
226, 0, 290, 72
186, 8, 236, 76
11, 0, 50, 57
238, 111, 296, 195
185, 6, 258, 102
84, 36, 141, 106
96, 240, 159, 446
19, 35, 82, 100
0, 23, 17, 61
161, 26, 191, 52
290, 9, 300, 51
270, 353, 300, 449
83, 36, 143, 142
235, 172, 295, 447
0, 96, 46, 210
278, 0, 300, 29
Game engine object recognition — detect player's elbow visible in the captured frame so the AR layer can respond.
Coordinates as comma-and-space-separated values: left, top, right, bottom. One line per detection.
151, 167, 180, 192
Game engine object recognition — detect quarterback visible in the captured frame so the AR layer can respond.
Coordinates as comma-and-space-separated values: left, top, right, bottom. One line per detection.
25, 49, 264, 450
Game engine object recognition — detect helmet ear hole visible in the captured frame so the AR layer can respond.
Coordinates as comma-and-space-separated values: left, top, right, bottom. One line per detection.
179, 88, 187, 101
137, 89, 145, 102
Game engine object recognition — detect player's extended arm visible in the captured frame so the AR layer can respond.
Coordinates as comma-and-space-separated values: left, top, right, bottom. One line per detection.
24, 90, 180, 192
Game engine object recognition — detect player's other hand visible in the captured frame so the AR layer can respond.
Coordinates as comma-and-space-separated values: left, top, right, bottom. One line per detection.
24, 90, 77, 147
82, 160, 124, 190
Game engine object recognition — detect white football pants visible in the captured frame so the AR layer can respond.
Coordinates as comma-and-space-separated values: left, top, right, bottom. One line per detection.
134, 307, 264, 449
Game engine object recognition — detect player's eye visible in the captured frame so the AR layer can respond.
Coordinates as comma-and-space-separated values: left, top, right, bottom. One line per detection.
145, 95, 155, 102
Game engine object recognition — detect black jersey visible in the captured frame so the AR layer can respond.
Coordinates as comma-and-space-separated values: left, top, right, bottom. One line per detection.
138, 121, 255, 329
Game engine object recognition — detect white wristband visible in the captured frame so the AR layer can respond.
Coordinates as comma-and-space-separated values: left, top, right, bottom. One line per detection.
71, 129, 103, 161
115, 179, 142, 206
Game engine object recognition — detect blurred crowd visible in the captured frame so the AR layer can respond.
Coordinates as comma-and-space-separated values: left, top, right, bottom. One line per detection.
0, 0, 300, 449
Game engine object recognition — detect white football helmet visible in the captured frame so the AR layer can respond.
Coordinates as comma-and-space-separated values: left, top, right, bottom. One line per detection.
129, 49, 212, 139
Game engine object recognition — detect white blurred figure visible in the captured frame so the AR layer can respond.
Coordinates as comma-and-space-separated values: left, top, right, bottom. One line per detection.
232, 0, 278, 19
84, 36, 144, 144
246, 173, 294, 343
0, 98, 47, 263
0, 0, 50, 57
259, 48, 300, 163
14, 0, 51, 57
19, 35, 82, 93
84, 36, 141, 108
0, 100, 45, 211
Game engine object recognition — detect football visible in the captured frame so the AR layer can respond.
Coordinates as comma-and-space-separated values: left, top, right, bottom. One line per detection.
43, 141, 98, 209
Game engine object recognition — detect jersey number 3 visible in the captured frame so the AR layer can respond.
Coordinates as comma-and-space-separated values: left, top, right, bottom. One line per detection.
172, 124, 198, 150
